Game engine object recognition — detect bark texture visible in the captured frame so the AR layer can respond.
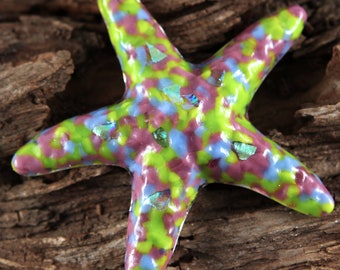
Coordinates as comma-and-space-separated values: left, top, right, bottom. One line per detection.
0, 0, 340, 269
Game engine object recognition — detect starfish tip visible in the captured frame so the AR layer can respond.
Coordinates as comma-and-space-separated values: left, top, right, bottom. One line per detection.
287, 5, 308, 22
11, 151, 45, 176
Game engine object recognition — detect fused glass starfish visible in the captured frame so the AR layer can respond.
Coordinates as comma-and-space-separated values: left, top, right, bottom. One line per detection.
12, 0, 334, 269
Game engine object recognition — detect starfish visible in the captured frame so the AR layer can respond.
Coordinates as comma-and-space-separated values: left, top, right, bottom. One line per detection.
12, 0, 334, 269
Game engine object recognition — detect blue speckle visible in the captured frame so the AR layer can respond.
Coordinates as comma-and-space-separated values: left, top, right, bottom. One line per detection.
171, 226, 179, 238
225, 58, 250, 90
140, 202, 151, 214
311, 188, 334, 205
169, 130, 188, 158
195, 125, 205, 137
128, 84, 145, 116
136, 46, 148, 71
124, 147, 141, 175
226, 95, 237, 104
277, 156, 300, 172
125, 90, 132, 98
140, 255, 156, 269
128, 233, 137, 246
141, 185, 161, 212
207, 76, 216, 85
107, 139, 119, 153
205, 140, 231, 170
264, 153, 301, 182
263, 164, 279, 182
299, 193, 310, 202
252, 25, 266, 40
299, 188, 334, 206
91, 107, 107, 117
129, 162, 142, 176
128, 101, 140, 117
158, 78, 173, 89
84, 116, 106, 130
188, 168, 201, 186
84, 111, 107, 130
63, 141, 75, 153
110, 11, 126, 22
196, 85, 209, 96
150, 99, 177, 116
82, 160, 95, 166
137, 9, 151, 20
144, 184, 157, 198
78, 144, 87, 157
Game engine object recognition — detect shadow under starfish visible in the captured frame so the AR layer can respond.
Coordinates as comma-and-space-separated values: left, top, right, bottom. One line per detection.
12, 0, 334, 269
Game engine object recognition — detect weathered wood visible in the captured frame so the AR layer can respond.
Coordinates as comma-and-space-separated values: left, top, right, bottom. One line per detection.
1, 0, 340, 60
0, 0, 340, 269
0, 170, 339, 269
0, 15, 108, 159
0, 51, 74, 158
271, 103, 340, 178
269, 46, 340, 178
306, 45, 340, 105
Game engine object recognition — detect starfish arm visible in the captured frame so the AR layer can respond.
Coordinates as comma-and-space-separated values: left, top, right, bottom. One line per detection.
200, 5, 306, 114
204, 116, 334, 217
11, 101, 133, 176
125, 154, 203, 269
98, 0, 191, 94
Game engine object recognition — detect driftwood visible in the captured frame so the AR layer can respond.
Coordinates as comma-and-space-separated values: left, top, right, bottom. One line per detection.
0, 0, 339, 269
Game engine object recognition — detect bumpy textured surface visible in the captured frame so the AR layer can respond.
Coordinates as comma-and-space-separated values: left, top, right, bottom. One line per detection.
12, 0, 334, 269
